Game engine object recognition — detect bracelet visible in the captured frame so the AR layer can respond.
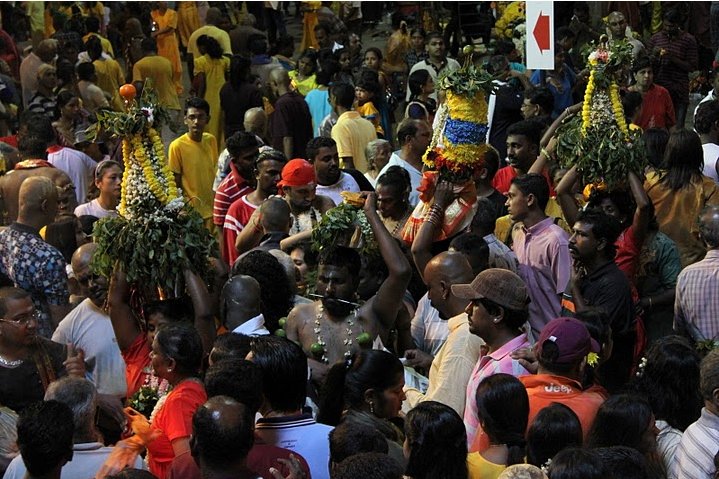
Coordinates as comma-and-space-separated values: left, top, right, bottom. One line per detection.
540, 148, 554, 161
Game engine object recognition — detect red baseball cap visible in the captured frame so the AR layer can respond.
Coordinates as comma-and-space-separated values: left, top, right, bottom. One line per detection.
536, 317, 600, 366
277, 158, 316, 188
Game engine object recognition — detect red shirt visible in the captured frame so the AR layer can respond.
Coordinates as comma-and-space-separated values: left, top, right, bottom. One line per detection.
122, 333, 152, 398
213, 162, 253, 227
222, 195, 259, 265
148, 380, 207, 479
492, 166, 556, 196
635, 84, 675, 130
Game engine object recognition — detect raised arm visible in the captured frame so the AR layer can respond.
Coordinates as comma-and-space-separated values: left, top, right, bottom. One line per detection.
410, 181, 455, 283
107, 266, 142, 352
364, 192, 412, 329
555, 165, 581, 228
540, 103, 581, 147
184, 268, 215, 356
627, 170, 651, 246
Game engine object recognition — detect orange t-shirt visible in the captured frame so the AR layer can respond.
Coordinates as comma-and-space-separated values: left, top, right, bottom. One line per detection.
122, 333, 152, 398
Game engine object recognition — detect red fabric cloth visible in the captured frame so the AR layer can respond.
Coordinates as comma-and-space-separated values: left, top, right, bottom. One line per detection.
0, 135, 17, 148
148, 380, 207, 479
222, 196, 259, 265
491, 165, 556, 196
121, 333, 152, 398
168, 445, 312, 479
634, 84, 675, 130
213, 161, 253, 226
278, 158, 315, 188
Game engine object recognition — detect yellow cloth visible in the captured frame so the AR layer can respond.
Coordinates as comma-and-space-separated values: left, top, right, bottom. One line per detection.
467, 452, 507, 479
132, 55, 181, 110
83, 32, 114, 58
403, 314, 484, 416
288, 71, 318, 97
93, 58, 125, 111
151, 8, 183, 95
644, 170, 719, 267
331, 111, 377, 173
187, 25, 232, 58
194, 55, 230, 147
301, 1, 321, 51
26, 2, 45, 32
168, 133, 218, 220
176, 1, 201, 48
355, 101, 384, 136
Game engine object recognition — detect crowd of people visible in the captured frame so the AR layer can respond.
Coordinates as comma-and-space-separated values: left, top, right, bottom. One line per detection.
1, 2, 719, 479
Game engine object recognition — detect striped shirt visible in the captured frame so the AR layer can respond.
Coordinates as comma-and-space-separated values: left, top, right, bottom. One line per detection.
674, 408, 719, 479
675, 250, 719, 343
213, 162, 253, 227
410, 293, 449, 357
646, 30, 698, 102
222, 195, 258, 266
463, 334, 531, 446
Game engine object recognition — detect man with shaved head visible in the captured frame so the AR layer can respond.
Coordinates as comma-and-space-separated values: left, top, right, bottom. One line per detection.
268, 67, 313, 159
0, 177, 70, 337
605, 11, 645, 58
403, 251, 484, 416
221, 275, 268, 335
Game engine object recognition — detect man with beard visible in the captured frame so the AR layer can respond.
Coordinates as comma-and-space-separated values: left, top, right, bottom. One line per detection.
214, 131, 260, 262
223, 148, 286, 266
306, 136, 369, 206
285, 193, 411, 385
491, 119, 544, 195
52, 243, 127, 433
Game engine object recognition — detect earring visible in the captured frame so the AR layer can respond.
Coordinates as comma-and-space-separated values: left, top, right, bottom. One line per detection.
167, 368, 173, 372
369, 401, 375, 414
493, 318, 500, 323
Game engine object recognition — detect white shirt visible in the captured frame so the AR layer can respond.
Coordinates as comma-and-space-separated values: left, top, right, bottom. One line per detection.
47, 147, 97, 203
52, 298, 127, 397
74, 198, 118, 219
702, 142, 719, 182
316, 172, 360, 206
232, 313, 270, 336
377, 153, 423, 207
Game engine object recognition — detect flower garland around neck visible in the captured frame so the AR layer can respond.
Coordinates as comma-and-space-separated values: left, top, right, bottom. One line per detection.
312, 304, 372, 364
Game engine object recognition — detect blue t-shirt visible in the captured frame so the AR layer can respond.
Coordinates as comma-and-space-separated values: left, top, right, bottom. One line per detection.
305, 88, 332, 137
530, 64, 576, 118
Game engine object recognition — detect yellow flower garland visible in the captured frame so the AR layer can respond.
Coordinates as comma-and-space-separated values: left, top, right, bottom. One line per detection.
609, 84, 629, 136
148, 128, 179, 200
119, 139, 132, 217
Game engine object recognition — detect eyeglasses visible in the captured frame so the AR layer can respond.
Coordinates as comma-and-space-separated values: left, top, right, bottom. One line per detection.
0, 310, 41, 327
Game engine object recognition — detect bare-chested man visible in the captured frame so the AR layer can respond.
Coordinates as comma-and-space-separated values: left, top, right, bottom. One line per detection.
286, 192, 412, 383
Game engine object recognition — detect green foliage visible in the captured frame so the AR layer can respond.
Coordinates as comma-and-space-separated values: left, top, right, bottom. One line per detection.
90, 202, 217, 293
436, 56, 496, 98
127, 386, 159, 419
311, 203, 378, 258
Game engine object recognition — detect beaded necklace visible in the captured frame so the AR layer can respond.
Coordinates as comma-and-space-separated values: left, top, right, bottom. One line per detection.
313, 304, 358, 364
0, 354, 22, 368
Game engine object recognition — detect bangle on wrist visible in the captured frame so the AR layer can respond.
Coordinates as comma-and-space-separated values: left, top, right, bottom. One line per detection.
541, 148, 554, 161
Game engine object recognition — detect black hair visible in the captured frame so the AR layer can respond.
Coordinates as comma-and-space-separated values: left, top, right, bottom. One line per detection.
575, 307, 611, 352
17, 400, 74, 476
626, 335, 702, 431
143, 297, 193, 324
249, 335, 307, 412
85, 35, 103, 61
105, 469, 158, 479
471, 198, 499, 236
306, 136, 337, 162
586, 394, 654, 453
632, 55, 653, 75
209, 332, 253, 365
426, 31, 443, 43
695, 99, 719, 134
78, 215, 99, 237
593, 447, 650, 479
184, 96, 211, 116
55, 59, 76, 92
376, 165, 411, 197
298, 49, 318, 74
319, 349, 403, 426
84, 15, 100, 33
333, 452, 403, 479
524, 87, 554, 116
663, 7, 684, 24
329, 419, 389, 464
576, 208, 623, 258
548, 448, 607, 479
155, 323, 204, 376
622, 91, 643, 121
204, 359, 263, 414
506, 119, 543, 149
526, 403, 583, 467
330, 82, 355, 109
319, 246, 362, 286
556, 25, 576, 40
232, 250, 293, 332
192, 397, 254, 469
643, 128, 669, 169
396, 118, 421, 147
55, 89, 78, 120
45, 217, 80, 263
225, 130, 258, 157
76, 61, 95, 81
364, 47, 383, 62
586, 185, 635, 228
511, 173, 550, 210
229, 55, 252, 89
355, 76, 380, 99
410, 28, 426, 39
449, 233, 489, 272
197, 34, 224, 59
495, 40, 517, 55
404, 401, 468, 479
248, 33, 268, 56
317, 58, 340, 86
475, 374, 528, 466
407, 69, 431, 99
482, 146, 501, 180
19, 114, 55, 157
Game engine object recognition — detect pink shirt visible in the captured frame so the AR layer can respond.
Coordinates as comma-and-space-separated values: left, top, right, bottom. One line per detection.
464, 334, 531, 447
513, 217, 571, 335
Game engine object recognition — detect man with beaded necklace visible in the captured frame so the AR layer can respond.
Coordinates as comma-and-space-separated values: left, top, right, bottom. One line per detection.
285, 192, 412, 386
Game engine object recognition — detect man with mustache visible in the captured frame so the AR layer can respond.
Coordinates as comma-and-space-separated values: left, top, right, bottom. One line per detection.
306, 137, 368, 206
491, 119, 545, 195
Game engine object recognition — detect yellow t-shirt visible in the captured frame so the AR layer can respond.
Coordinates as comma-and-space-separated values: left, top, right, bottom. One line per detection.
83, 32, 114, 58
168, 133, 218, 219
288, 71, 318, 97
133, 55, 181, 110
331, 111, 377, 173
355, 101, 384, 136
467, 452, 507, 479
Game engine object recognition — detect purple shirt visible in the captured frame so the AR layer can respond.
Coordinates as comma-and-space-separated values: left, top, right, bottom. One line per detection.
463, 334, 531, 445
513, 217, 571, 335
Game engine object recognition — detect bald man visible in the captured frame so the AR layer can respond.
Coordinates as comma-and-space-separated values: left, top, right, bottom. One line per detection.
52, 243, 127, 398
0, 177, 71, 337
254, 197, 291, 251
244, 107, 268, 144
220, 275, 268, 335
606, 11, 645, 58
268, 68, 313, 159
186, 7, 232, 78
403, 252, 484, 416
